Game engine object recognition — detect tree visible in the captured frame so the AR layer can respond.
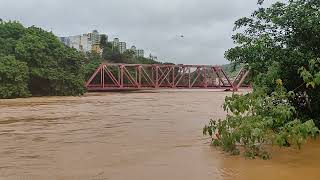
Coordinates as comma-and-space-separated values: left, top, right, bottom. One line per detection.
0, 21, 86, 98
102, 42, 114, 60
0, 55, 30, 98
100, 34, 108, 49
204, 0, 320, 159
15, 26, 86, 96
225, 0, 320, 123
0, 20, 25, 55
83, 52, 104, 79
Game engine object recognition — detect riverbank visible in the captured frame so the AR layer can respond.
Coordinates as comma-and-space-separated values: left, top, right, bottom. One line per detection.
0, 91, 319, 180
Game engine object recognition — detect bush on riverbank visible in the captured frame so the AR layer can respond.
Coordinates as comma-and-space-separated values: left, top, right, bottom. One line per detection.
204, 0, 320, 159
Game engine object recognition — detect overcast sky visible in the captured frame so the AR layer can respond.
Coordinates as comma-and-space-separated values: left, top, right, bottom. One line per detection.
0, 0, 278, 65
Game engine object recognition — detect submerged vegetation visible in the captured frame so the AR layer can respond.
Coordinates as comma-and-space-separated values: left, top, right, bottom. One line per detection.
204, 0, 320, 159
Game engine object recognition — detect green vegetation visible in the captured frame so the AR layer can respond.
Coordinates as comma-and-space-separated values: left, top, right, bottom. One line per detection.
99, 35, 160, 65
0, 20, 163, 99
101, 42, 159, 64
0, 55, 30, 98
0, 21, 86, 98
204, 0, 320, 159
221, 63, 242, 78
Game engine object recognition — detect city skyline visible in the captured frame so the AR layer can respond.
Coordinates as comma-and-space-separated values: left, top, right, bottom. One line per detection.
60, 30, 146, 58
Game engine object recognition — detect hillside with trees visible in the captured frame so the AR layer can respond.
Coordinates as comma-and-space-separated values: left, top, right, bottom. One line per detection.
0, 20, 161, 99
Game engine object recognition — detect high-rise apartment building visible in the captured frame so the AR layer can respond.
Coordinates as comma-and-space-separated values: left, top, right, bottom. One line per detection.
112, 38, 127, 54
136, 49, 144, 57
59, 37, 70, 46
112, 38, 120, 48
68, 35, 81, 50
79, 34, 91, 52
59, 30, 104, 54
88, 30, 100, 45
130, 45, 144, 57
119, 42, 127, 54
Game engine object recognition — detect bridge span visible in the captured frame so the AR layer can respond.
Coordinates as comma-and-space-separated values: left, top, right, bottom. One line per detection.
85, 63, 249, 91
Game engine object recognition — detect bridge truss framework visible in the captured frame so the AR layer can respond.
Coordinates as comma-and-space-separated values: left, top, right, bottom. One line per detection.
85, 63, 249, 91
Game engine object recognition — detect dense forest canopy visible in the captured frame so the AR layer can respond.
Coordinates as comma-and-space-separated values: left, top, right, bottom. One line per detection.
204, 0, 320, 159
0, 21, 86, 98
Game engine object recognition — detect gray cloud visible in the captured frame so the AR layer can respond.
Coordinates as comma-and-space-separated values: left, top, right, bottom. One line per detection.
0, 0, 278, 65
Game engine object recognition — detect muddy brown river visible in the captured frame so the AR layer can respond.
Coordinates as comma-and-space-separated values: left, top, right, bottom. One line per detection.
0, 90, 320, 180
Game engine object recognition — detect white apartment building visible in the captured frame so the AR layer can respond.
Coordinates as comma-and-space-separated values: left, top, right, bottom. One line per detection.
79, 34, 92, 52
112, 38, 127, 54
112, 38, 120, 48
60, 30, 104, 54
68, 35, 81, 50
136, 49, 144, 57
130, 45, 144, 57
88, 30, 100, 45
119, 42, 126, 54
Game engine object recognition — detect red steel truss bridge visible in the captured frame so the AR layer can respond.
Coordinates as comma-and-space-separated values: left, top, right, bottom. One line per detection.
85, 63, 250, 91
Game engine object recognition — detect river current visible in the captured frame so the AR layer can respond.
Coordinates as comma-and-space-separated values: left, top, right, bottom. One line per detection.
0, 90, 319, 180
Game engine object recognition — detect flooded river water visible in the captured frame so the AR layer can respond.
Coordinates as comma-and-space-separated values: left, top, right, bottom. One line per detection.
0, 91, 319, 180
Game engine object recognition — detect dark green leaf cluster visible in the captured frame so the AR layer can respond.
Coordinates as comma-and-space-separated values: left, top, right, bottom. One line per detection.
0, 21, 86, 98
0, 55, 30, 98
204, 85, 319, 159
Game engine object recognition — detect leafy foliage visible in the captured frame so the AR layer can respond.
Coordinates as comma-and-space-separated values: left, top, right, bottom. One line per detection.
204, 83, 319, 159
225, 0, 320, 121
0, 55, 30, 98
100, 34, 108, 49
204, 0, 320, 159
0, 21, 86, 98
221, 63, 242, 78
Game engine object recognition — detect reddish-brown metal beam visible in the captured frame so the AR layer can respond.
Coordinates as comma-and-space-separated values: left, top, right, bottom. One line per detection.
85, 63, 250, 91
86, 64, 103, 87
141, 66, 155, 87
104, 66, 121, 87
158, 67, 173, 87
